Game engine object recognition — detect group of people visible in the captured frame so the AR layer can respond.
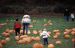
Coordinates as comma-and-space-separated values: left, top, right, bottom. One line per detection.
14, 15, 31, 36
64, 8, 75, 22
13, 10, 75, 45
14, 14, 50, 45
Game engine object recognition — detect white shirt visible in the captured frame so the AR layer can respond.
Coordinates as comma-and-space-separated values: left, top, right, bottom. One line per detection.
21, 18, 31, 23
71, 13, 74, 18
40, 31, 50, 38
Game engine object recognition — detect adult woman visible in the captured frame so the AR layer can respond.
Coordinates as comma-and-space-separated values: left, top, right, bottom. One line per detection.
21, 15, 31, 35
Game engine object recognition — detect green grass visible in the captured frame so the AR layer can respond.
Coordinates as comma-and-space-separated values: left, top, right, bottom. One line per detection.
0, 16, 75, 48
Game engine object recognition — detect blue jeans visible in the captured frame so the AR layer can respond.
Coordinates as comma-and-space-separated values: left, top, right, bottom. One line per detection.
64, 16, 70, 21
23, 23, 30, 35
43, 38, 48, 45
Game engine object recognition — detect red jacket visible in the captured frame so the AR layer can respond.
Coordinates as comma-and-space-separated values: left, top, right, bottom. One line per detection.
14, 22, 21, 29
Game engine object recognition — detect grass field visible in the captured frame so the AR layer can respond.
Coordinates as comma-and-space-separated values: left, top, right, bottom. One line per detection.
0, 16, 75, 48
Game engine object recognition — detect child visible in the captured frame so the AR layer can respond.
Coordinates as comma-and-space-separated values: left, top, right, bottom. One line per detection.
14, 18, 21, 36
40, 28, 50, 45
71, 13, 75, 22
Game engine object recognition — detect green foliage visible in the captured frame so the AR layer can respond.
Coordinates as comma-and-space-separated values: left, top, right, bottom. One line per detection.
0, 16, 75, 48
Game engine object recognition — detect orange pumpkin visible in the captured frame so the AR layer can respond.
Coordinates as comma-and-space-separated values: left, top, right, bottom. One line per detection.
43, 24, 48, 26
2, 32, 10, 37
33, 30, 38, 34
20, 30, 23, 34
53, 30, 60, 33
5, 33, 10, 37
2, 32, 6, 35
38, 30, 42, 34
33, 43, 44, 48
23, 37, 32, 44
35, 36, 40, 41
72, 28, 75, 31
27, 30, 31, 34
23, 35, 28, 38
20, 35, 25, 39
5, 37, 10, 42
1, 40, 7, 45
55, 40, 62, 45
64, 32, 69, 35
48, 44, 55, 48
72, 38, 75, 42
53, 35, 58, 39
0, 43, 3, 48
15, 36, 20, 41
9, 30, 14, 34
29, 25, 33, 28
48, 20, 51, 23
5, 28, 10, 33
48, 23, 53, 25
64, 34, 70, 39
65, 29, 71, 32
31, 37, 35, 41
17, 40, 24, 44
55, 32, 60, 36
71, 31, 75, 35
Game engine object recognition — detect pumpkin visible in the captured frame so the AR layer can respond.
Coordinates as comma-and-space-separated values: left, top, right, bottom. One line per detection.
17, 40, 24, 44
55, 32, 60, 36
23, 37, 32, 44
71, 31, 75, 35
53, 35, 58, 39
20, 30, 23, 34
1, 40, 7, 45
53, 30, 60, 33
48, 44, 54, 48
48, 23, 53, 25
48, 20, 51, 23
31, 37, 35, 41
9, 30, 14, 34
64, 32, 69, 35
27, 30, 31, 34
20, 35, 25, 39
5, 37, 10, 42
38, 30, 42, 34
23, 35, 28, 38
72, 38, 75, 42
35, 36, 40, 41
64, 34, 70, 39
65, 29, 71, 32
33, 43, 44, 48
29, 25, 33, 28
0, 43, 3, 48
15, 36, 20, 41
33, 30, 38, 34
5, 29, 10, 33
2, 32, 6, 36
72, 28, 75, 31
26, 37, 32, 43
43, 24, 48, 26
2, 32, 10, 37
55, 40, 62, 45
